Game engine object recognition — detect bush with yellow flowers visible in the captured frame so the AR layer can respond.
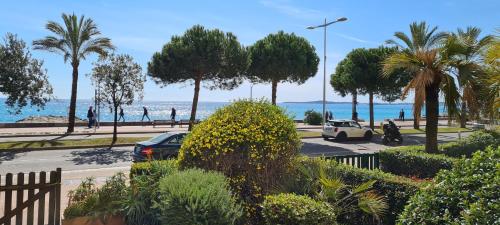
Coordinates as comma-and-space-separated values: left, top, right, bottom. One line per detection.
178, 99, 301, 223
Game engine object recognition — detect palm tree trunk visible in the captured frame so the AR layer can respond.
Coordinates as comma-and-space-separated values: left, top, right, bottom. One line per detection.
67, 63, 79, 133
113, 106, 118, 144
460, 101, 467, 128
189, 75, 202, 131
369, 92, 374, 130
352, 91, 358, 121
425, 84, 440, 153
271, 80, 278, 105
413, 110, 420, 129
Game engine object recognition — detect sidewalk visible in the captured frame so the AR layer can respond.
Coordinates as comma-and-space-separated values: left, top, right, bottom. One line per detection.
0, 120, 454, 137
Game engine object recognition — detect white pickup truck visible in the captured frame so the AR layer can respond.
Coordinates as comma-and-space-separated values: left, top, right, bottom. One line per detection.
321, 119, 373, 141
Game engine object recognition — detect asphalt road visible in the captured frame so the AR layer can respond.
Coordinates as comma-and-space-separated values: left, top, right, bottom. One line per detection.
0, 132, 470, 175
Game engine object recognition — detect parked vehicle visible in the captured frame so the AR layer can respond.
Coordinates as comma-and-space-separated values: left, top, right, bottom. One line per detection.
382, 120, 403, 145
322, 119, 373, 141
132, 132, 188, 162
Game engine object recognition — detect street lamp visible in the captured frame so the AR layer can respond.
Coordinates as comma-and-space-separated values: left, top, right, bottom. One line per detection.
307, 17, 347, 126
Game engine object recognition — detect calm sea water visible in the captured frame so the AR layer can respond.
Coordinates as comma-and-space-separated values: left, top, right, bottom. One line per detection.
0, 99, 446, 123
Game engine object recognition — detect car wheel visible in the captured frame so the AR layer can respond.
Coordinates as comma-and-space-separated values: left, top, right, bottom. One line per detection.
336, 132, 347, 142
322, 135, 329, 141
364, 131, 373, 141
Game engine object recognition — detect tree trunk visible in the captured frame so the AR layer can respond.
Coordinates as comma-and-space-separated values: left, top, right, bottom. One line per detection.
113, 106, 118, 144
460, 101, 467, 128
189, 75, 202, 131
425, 83, 440, 153
369, 92, 374, 130
352, 91, 358, 121
413, 108, 420, 130
67, 62, 79, 133
271, 80, 278, 105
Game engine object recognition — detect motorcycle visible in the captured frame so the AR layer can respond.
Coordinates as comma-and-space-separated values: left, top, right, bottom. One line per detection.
382, 120, 403, 145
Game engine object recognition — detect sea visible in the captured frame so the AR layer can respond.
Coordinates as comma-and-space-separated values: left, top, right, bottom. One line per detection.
0, 99, 447, 123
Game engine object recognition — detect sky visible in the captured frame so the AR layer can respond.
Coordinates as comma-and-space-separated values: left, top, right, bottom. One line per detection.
0, 0, 498, 103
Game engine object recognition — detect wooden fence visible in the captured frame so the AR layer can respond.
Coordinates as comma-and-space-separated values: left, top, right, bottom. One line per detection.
0, 168, 61, 225
327, 153, 380, 170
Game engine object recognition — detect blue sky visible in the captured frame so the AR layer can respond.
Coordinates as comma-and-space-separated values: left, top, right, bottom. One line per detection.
1, 0, 498, 103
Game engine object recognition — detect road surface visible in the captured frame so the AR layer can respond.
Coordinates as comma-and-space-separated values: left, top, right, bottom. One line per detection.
0, 132, 470, 174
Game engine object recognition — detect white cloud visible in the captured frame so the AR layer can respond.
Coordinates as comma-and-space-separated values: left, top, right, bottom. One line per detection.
335, 33, 378, 44
260, 0, 323, 20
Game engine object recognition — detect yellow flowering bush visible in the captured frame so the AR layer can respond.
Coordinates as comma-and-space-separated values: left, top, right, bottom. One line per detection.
178, 99, 301, 222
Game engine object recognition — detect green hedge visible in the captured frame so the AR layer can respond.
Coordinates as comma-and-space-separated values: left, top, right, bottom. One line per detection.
379, 130, 499, 178
286, 157, 421, 225
399, 146, 500, 224
379, 146, 456, 179
262, 193, 337, 225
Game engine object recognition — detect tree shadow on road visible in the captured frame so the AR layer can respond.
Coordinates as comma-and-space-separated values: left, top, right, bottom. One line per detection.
68, 147, 131, 165
0, 151, 26, 165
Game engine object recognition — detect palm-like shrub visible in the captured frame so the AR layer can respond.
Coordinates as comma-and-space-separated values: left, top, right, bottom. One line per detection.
262, 193, 337, 225
399, 146, 500, 224
178, 99, 301, 221
155, 169, 242, 225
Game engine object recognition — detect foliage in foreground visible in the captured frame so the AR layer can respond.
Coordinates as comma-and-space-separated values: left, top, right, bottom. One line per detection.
282, 157, 421, 225
64, 173, 127, 220
155, 169, 243, 225
380, 130, 499, 178
262, 193, 337, 225
178, 100, 301, 222
399, 146, 500, 224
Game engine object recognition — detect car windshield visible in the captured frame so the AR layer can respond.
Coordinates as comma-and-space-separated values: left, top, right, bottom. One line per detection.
147, 133, 172, 143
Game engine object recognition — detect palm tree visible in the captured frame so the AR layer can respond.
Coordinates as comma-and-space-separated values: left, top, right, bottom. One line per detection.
445, 27, 493, 128
480, 31, 500, 120
33, 13, 114, 133
383, 22, 459, 153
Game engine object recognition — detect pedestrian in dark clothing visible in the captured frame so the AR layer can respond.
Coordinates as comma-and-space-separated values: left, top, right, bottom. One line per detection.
141, 106, 151, 122
325, 111, 329, 122
170, 107, 176, 128
118, 107, 125, 122
400, 109, 405, 122
329, 111, 333, 120
87, 106, 94, 128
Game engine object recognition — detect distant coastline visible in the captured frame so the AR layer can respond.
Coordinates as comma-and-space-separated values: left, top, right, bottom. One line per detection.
282, 100, 415, 105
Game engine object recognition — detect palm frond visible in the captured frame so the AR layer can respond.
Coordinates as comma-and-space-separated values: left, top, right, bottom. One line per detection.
352, 180, 376, 194
357, 191, 388, 221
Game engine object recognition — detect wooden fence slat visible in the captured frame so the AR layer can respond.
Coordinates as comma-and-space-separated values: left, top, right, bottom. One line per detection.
48, 171, 56, 224
27, 172, 35, 225
374, 153, 380, 169
37, 172, 46, 225
4, 173, 13, 225
55, 168, 62, 225
15, 173, 24, 225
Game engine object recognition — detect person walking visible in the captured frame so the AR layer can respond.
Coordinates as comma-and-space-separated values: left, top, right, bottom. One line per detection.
87, 106, 94, 128
118, 107, 125, 122
170, 107, 176, 128
400, 109, 405, 122
329, 110, 333, 120
325, 111, 329, 122
141, 106, 151, 122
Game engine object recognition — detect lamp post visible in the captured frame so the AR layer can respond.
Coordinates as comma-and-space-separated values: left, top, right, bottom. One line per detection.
307, 17, 347, 126
250, 84, 254, 100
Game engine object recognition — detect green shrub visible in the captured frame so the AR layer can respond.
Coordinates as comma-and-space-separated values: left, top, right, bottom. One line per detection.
125, 160, 179, 225
155, 169, 242, 225
379, 146, 456, 178
129, 159, 178, 178
262, 193, 337, 225
284, 157, 421, 225
178, 100, 301, 221
304, 109, 323, 125
64, 173, 128, 220
399, 146, 500, 224
438, 130, 499, 157
379, 130, 499, 178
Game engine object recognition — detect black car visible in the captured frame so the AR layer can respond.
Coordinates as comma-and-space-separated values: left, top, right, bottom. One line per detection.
132, 132, 187, 162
